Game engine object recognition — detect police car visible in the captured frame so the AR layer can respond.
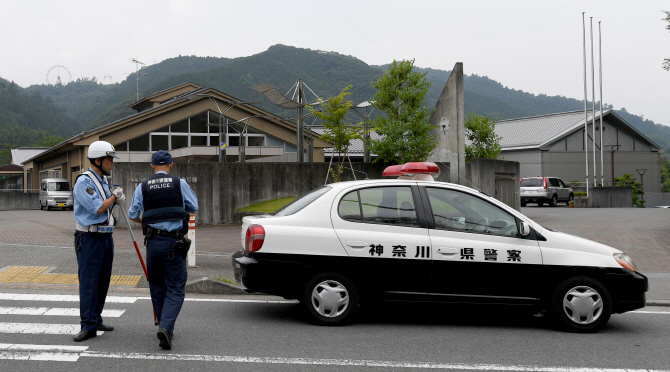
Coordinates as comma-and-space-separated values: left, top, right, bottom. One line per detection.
232, 162, 647, 332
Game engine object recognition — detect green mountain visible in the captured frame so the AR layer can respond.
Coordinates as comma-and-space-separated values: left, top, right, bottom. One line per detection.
3, 45, 669, 158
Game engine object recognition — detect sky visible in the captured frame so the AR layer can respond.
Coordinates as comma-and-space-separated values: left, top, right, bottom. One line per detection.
1, 0, 668, 126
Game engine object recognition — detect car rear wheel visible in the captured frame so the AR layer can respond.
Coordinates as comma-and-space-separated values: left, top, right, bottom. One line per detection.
551, 276, 612, 333
550, 195, 558, 207
302, 273, 358, 326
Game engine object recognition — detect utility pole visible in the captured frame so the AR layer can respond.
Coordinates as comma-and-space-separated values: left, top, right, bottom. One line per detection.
131, 59, 148, 102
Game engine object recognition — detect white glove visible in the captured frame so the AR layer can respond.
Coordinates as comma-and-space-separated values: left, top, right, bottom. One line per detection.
112, 188, 126, 204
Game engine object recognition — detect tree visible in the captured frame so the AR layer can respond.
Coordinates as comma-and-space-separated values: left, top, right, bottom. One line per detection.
368, 59, 436, 163
661, 156, 670, 192
307, 85, 365, 183
614, 173, 645, 207
664, 11, 670, 71
32, 134, 64, 148
464, 113, 502, 161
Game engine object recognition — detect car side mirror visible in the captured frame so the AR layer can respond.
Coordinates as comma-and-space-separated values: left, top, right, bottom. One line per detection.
519, 221, 531, 236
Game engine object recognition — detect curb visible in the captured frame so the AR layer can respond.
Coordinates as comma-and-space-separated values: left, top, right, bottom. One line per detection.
647, 300, 670, 307
184, 277, 248, 295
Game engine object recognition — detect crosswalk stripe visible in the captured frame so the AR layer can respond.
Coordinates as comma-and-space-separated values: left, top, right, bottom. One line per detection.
0, 307, 125, 317
0, 343, 88, 351
0, 351, 80, 362
0, 293, 137, 303
0, 322, 104, 335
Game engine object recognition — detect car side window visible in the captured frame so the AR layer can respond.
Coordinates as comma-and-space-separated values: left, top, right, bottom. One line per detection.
338, 186, 418, 227
549, 178, 559, 187
558, 179, 566, 188
426, 187, 519, 237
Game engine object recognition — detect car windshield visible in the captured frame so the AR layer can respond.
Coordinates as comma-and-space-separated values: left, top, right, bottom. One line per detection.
48, 182, 71, 191
274, 186, 332, 217
520, 178, 543, 187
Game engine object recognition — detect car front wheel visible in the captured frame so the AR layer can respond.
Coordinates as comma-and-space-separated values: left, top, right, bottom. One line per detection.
551, 276, 612, 333
302, 273, 358, 326
566, 194, 574, 206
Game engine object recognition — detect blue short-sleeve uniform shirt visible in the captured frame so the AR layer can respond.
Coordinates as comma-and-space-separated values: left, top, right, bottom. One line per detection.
73, 168, 112, 226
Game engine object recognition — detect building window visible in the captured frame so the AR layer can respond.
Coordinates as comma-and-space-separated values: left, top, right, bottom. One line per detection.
190, 112, 209, 133
115, 141, 128, 151
191, 136, 207, 147
129, 134, 150, 151
171, 119, 188, 133
151, 135, 169, 151
171, 135, 188, 150
248, 136, 265, 147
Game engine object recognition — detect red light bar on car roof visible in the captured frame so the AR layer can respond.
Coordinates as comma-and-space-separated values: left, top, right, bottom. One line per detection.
382, 165, 404, 177
401, 162, 440, 176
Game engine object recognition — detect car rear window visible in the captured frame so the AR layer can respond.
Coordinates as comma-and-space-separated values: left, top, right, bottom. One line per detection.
274, 186, 332, 217
520, 178, 543, 187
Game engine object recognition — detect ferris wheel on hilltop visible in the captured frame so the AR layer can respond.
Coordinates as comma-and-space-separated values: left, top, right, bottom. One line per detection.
46, 65, 72, 86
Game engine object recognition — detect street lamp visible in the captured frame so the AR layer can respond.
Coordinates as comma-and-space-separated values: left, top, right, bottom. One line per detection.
351, 101, 374, 163
184, 94, 259, 162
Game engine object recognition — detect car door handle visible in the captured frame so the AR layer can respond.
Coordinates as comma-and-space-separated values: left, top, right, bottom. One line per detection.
437, 247, 458, 255
347, 241, 368, 249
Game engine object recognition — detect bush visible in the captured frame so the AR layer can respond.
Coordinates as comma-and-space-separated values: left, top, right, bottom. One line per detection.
574, 192, 587, 197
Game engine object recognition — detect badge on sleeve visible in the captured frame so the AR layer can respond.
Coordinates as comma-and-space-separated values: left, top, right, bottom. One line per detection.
86, 187, 94, 195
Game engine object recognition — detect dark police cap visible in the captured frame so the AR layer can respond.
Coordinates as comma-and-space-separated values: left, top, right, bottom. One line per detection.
152, 150, 173, 165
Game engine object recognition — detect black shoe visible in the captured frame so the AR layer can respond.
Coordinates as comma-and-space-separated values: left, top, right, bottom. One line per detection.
96, 324, 114, 331
74, 330, 97, 342
157, 328, 172, 350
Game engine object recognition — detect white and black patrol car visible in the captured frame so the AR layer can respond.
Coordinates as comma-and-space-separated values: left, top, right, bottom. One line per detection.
232, 162, 647, 332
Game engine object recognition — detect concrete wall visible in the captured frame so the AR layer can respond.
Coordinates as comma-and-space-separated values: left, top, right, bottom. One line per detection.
111, 162, 392, 226
572, 186, 633, 208
465, 158, 521, 211
427, 63, 465, 184
0, 192, 40, 211
643, 193, 670, 207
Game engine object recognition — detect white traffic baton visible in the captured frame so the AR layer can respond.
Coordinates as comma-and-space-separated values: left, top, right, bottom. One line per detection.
187, 214, 196, 267
118, 204, 158, 326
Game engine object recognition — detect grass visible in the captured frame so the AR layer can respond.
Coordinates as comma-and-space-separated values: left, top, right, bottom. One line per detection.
215, 275, 239, 286
236, 197, 296, 213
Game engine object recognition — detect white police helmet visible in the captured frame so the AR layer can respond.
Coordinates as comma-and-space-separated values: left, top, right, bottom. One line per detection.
87, 141, 119, 160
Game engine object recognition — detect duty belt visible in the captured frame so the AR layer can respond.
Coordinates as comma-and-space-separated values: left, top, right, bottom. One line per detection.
76, 223, 114, 234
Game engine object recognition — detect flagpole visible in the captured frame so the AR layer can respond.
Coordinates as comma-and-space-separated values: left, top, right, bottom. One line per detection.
598, 21, 605, 186
590, 17, 597, 187
583, 12, 589, 196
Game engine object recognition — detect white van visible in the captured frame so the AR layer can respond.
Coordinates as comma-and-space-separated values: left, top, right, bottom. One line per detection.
39, 178, 73, 211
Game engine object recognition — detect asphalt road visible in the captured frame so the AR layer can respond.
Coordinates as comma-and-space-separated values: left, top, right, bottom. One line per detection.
1, 289, 670, 372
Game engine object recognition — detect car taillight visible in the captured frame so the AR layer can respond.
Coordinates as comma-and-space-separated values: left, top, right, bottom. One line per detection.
245, 224, 265, 252
543, 177, 547, 189
520, 178, 523, 183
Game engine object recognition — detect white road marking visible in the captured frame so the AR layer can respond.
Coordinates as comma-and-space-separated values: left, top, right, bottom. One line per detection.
0, 307, 125, 317
0, 344, 668, 370
0, 293, 296, 304
0, 343, 88, 351
0, 322, 104, 335
631, 310, 670, 314
0, 293, 137, 303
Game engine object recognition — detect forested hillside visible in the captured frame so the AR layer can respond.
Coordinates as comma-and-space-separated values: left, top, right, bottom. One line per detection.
2, 44, 669, 166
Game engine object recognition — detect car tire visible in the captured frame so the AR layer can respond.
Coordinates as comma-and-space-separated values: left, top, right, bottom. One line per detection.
566, 194, 574, 206
302, 273, 359, 326
551, 276, 612, 333
40, 202, 44, 210
550, 195, 558, 207
46, 205, 51, 211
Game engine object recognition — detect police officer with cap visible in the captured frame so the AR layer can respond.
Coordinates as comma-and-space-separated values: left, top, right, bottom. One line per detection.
128, 150, 198, 350
73, 140, 126, 342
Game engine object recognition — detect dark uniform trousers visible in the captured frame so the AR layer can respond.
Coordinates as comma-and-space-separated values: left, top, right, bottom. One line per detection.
74, 231, 114, 331
147, 234, 187, 333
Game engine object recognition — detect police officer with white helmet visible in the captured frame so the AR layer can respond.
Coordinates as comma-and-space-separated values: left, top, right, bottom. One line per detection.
72, 140, 126, 342
128, 150, 198, 350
